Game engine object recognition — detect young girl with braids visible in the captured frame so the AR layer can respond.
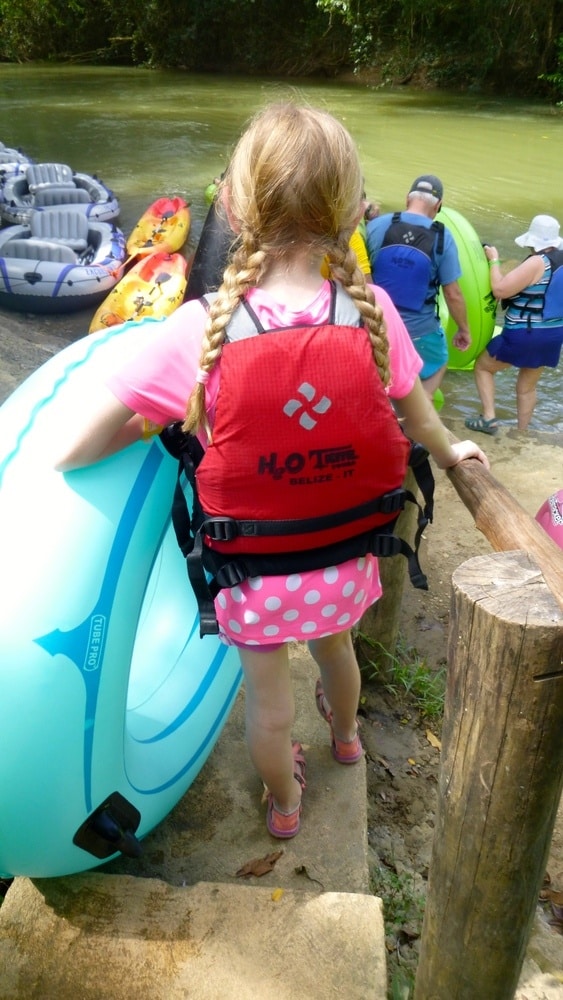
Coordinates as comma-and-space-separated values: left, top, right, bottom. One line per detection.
57, 102, 488, 839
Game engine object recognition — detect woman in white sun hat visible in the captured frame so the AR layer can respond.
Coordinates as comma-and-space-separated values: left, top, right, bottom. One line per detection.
465, 214, 563, 434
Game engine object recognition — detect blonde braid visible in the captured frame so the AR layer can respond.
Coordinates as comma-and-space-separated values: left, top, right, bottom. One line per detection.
328, 240, 391, 386
183, 233, 266, 436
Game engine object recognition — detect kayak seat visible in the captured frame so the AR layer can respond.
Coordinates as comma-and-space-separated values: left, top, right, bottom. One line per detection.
1, 238, 77, 264
0, 227, 28, 252
26, 163, 74, 192
30, 210, 89, 252
34, 186, 91, 208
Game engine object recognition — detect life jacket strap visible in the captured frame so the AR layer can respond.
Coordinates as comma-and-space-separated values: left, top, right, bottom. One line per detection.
186, 516, 429, 637
201, 487, 406, 542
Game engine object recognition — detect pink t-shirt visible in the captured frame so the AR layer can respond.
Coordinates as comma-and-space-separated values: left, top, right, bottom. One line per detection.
108, 282, 422, 647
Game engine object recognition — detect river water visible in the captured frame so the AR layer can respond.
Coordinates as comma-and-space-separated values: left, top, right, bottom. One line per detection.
1, 64, 561, 431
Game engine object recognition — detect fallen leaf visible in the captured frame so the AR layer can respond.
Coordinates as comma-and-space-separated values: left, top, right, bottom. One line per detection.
426, 729, 442, 751
236, 850, 283, 878
271, 888, 284, 902
407, 758, 417, 766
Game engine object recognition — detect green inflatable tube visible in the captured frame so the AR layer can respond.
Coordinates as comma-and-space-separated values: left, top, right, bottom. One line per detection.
437, 207, 497, 371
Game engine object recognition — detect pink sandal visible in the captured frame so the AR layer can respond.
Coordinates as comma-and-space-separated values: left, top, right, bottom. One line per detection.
266, 742, 307, 839
315, 679, 363, 764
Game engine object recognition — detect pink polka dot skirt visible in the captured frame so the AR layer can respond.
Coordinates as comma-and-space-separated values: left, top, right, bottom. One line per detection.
215, 555, 382, 647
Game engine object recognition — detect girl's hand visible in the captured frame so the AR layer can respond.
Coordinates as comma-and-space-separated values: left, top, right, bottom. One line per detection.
484, 245, 499, 262
439, 439, 490, 470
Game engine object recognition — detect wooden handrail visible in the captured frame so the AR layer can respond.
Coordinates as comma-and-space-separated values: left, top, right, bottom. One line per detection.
446, 456, 563, 613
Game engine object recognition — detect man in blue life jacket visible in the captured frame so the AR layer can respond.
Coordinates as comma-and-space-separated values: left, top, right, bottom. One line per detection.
366, 175, 471, 397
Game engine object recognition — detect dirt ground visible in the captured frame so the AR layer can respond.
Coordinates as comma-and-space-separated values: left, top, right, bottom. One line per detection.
359, 418, 563, 994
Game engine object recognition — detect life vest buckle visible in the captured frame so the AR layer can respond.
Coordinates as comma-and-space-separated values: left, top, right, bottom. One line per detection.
373, 534, 402, 558
202, 517, 239, 542
215, 561, 248, 589
379, 489, 405, 515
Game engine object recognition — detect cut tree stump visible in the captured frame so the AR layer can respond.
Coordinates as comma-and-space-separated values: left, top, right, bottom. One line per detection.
414, 548, 563, 1000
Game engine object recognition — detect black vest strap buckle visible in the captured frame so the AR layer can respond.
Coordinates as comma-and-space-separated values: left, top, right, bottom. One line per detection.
215, 560, 248, 589
202, 517, 239, 542
370, 533, 403, 558
378, 489, 405, 515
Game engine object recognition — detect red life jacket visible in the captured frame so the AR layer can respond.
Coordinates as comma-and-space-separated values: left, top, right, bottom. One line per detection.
197, 314, 410, 555
162, 284, 434, 635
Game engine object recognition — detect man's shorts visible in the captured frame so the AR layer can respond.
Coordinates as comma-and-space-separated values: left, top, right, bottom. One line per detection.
410, 328, 448, 380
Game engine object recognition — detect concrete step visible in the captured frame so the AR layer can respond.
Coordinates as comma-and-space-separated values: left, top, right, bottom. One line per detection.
0, 644, 388, 999
103, 643, 371, 894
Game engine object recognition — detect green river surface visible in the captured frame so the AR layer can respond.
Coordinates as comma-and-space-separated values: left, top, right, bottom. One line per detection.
0, 64, 561, 431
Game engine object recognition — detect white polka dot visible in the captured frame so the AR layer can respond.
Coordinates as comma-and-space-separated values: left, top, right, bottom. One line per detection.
321, 604, 337, 617
244, 610, 261, 624
263, 625, 280, 637
301, 621, 317, 634
285, 637, 297, 643
248, 577, 264, 590
356, 557, 366, 571
366, 562, 374, 579
354, 589, 366, 605
304, 589, 321, 605
286, 574, 302, 592
342, 581, 355, 597
230, 586, 244, 603
244, 639, 260, 645
216, 592, 227, 609
323, 567, 339, 584
283, 609, 299, 621
337, 613, 351, 626
228, 619, 242, 633
264, 596, 282, 611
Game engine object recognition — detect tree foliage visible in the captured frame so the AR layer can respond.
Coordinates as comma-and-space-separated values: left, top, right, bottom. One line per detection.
0, 0, 561, 99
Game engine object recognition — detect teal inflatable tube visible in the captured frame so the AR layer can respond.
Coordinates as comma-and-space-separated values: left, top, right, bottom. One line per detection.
437, 206, 497, 371
0, 316, 242, 877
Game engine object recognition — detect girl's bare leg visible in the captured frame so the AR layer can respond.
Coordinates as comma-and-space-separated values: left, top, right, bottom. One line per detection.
238, 645, 302, 812
308, 630, 360, 742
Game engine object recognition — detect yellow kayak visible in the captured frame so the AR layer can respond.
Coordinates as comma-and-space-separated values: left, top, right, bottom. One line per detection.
126, 196, 190, 256
89, 250, 189, 333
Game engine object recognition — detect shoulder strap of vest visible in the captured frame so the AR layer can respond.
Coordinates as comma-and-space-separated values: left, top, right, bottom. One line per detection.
430, 220, 445, 256
544, 250, 563, 274
385, 213, 444, 256
200, 293, 266, 339
202, 283, 362, 338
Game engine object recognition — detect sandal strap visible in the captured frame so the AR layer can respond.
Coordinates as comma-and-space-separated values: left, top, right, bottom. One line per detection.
315, 679, 333, 724
292, 741, 307, 789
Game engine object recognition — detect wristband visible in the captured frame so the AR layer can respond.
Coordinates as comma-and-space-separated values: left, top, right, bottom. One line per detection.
488, 258, 500, 267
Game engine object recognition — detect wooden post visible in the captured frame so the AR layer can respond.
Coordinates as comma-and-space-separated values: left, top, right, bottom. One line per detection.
414, 549, 563, 1000
356, 469, 419, 679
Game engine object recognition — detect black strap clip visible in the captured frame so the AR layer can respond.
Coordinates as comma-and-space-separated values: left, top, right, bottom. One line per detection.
202, 517, 239, 542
